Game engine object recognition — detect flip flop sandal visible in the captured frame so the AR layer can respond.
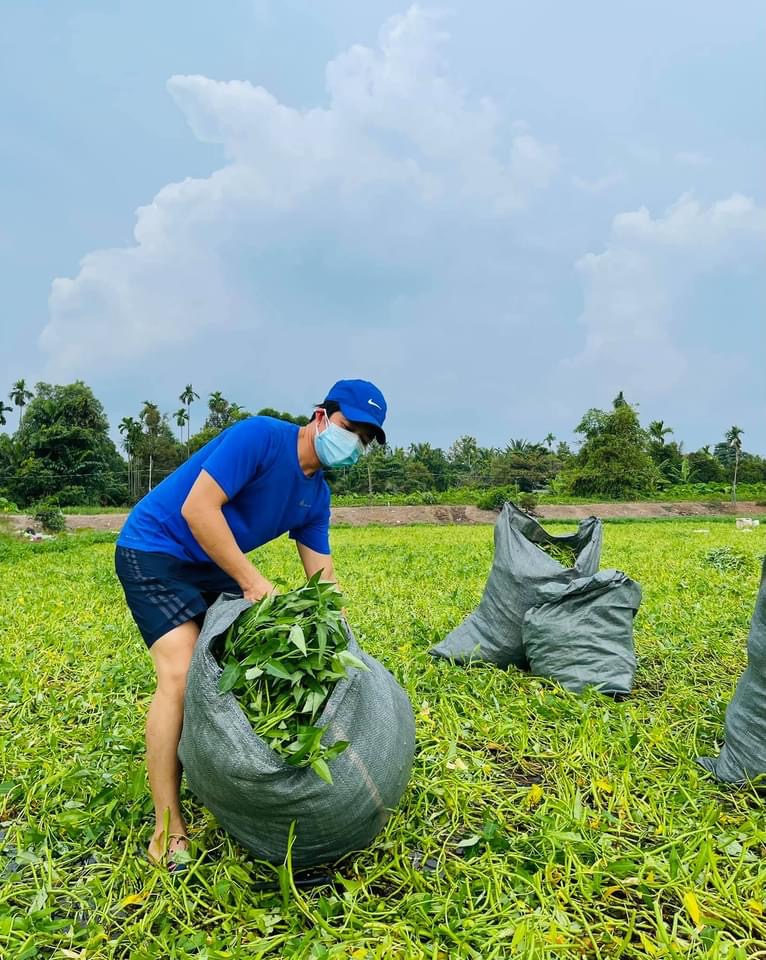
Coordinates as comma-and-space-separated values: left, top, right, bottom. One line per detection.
147, 833, 191, 875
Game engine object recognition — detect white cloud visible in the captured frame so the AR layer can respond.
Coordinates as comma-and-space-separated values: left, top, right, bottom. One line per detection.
564, 193, 766, 395
41, 5, 558, 373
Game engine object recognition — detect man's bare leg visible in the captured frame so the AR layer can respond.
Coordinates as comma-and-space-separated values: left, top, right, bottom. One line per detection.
145, 619, 199, 865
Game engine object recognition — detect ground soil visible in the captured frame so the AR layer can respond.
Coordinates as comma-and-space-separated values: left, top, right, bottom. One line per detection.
5, 500, 766, 534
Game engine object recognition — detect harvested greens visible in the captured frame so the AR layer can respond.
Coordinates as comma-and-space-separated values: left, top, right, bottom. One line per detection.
537, 541, 578, 567
216, 573, 368, 783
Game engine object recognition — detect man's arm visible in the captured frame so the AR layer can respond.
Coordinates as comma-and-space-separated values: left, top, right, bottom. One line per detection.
181, 469, 274, 601
295, 541, 336, 584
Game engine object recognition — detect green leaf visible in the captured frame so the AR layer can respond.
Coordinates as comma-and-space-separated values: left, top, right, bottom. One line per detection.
288, 624, 307, 655
311, 758, 333, 784
218, 660, 243, 695
264, 660, 294, 681
337, 650, 369, 673
324, 740, 349, 761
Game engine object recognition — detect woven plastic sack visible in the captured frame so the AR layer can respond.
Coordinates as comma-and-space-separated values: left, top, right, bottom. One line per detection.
698, 558, 766, 784
430, 502, 603, 668
178, 595, 416, 867
522, 570, 641, 696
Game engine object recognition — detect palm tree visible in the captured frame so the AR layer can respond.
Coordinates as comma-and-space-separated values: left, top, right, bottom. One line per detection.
543, 433, 555, 450
9, 379, 33, 429
648, 420, 673, 446
0, 402, 12, 428
507, 438, 531, 454
725, 425, 744, 504
119, 416, 144, 501
207, 391, 230, 430
179, 384, 199, 457
174, 408, 189, 443
208, 391, 226, 412
139, 402, 161, 491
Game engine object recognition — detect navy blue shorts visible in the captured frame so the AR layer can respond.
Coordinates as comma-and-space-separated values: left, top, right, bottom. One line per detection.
115, 546, 242, 648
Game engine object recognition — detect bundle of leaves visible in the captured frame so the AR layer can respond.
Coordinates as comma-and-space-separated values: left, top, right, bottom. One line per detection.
216, 573, 368, 783
537, 541, 577, 567
704, 546, 750, 573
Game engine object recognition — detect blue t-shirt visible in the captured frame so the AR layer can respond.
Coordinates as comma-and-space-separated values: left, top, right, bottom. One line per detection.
117, 417, 331, 562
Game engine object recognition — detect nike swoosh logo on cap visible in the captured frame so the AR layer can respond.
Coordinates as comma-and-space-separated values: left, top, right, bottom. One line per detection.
367, 399, 382, 409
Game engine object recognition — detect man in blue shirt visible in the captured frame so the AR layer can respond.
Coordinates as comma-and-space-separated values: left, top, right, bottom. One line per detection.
115, 379, 386, 871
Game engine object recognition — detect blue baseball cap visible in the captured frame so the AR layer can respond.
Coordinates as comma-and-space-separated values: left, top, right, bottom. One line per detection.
324, 379, 387, 445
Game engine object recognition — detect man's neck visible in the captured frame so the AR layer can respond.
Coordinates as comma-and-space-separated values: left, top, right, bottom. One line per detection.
297, 423, 321, 477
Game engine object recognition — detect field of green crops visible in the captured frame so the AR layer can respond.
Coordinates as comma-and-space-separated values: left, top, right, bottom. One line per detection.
2, 521, 766, 959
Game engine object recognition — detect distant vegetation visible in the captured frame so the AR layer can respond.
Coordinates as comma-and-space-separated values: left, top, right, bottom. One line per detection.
0, 379, 762, 509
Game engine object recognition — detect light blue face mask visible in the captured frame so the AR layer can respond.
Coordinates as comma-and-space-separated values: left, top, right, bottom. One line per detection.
314, 418, 364, 468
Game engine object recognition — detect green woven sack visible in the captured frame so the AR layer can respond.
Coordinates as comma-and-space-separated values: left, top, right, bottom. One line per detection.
179, 595, 415, 867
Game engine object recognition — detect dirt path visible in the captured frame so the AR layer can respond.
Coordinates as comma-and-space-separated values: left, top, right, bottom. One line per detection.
4, 500, 765, 534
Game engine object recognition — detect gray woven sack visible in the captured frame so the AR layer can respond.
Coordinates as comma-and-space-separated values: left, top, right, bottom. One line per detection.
178, 595, 416, 868
522, 570, 641, 696
430, 502, 603, 669
698, 558, 766, 785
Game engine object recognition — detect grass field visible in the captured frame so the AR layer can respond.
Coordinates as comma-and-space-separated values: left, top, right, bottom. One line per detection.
1, 521, 765, 959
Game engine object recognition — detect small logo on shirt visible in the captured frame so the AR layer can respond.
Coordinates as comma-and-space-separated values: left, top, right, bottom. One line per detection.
368, 399, 382, 409
299, 500, 311, 508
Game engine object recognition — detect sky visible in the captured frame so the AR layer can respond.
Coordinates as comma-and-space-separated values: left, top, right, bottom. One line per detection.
1, 0, 764, 453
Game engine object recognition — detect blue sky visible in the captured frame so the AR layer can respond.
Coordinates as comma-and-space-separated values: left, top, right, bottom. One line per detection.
1, 0, 764, 452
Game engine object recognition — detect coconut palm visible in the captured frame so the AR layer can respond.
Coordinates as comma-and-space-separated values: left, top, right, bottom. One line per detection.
648, 420, 673, 446
725, 425, 744, 504
507, 438, 532, 454
179, 384, 199, 456
543, 433, 555, 450
0, 402, 12, 428
9, 379, 33, 429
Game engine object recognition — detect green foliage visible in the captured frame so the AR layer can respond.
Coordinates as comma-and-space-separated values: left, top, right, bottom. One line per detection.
217, 574, 367, 783
704, 547, 750, 573
537, 540, 577, 566
2, 523, 766, 956
561, 399, 664, 499
31, 500, 66, 532
257, 407, 310, 426
518, 491, 539, 515
0, 496, 19, 513
6, 381, 127, 507
1, 377, 763, 508
476, 485, 519, 512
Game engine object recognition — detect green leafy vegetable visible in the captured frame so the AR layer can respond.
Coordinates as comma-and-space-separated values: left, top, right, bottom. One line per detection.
537, 540, 578, 567
216, 572, 368, 783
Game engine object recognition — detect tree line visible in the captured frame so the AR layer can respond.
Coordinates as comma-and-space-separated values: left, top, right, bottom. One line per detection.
0, 379, 760, 510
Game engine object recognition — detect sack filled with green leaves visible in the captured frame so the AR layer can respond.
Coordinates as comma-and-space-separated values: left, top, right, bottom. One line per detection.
216, 575, 369, 784
522, 570, 641, 697
431, 501, 603, 669
179, 577, 416, 868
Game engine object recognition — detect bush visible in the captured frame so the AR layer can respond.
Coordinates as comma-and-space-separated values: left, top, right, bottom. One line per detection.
0, 496, 19, 514
518, 491, 539, 515
477, 485, 519, 512
32, 501, 67, 533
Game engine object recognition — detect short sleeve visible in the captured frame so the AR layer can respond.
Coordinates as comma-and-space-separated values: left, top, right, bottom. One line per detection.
289, 487, 331, 554
201, 418, 273, 500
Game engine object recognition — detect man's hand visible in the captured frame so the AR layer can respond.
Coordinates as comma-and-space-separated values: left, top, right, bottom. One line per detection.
241, 573, 276, 603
